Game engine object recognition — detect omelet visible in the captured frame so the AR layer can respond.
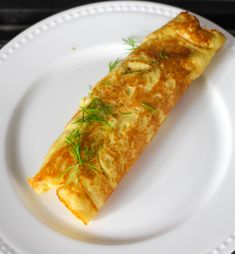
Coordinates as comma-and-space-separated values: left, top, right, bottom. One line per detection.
28, 12, 225, 224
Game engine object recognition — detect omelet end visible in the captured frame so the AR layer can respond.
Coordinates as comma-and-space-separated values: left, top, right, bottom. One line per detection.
172, 12, 225, 50
210, 29, 226, 51
27, 176, 51, 193
56, 186, 98, 225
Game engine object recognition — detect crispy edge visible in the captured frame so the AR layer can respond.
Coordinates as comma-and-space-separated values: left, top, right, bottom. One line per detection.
56, 186, 98, 224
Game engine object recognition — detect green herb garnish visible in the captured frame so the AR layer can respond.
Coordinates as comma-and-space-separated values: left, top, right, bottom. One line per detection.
109, 58, 121, 72
65, 129, 83, 164
62, 97, 113, 185
122, 112, 132, 115
76, 97, 113, 126
122, 37, 139, 51
56, 163, 80, 186
107, 37, 139, 73
64, 166, 80, 186
57, 164, 79, 179
83, 145, 95, 162
88, 163, 104, 173
141, 102, 155, 112
159, 50, 169, 60
66, 129, 95, 164
62, 128, 97, 185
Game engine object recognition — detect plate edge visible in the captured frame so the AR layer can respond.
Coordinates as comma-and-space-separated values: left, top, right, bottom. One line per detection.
0, 1, 234, 254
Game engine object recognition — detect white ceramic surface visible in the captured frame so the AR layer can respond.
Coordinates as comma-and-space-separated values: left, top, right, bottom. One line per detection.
0, 1, 235, 254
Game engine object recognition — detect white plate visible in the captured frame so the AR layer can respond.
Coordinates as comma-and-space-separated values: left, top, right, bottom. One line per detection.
1, 1, 235, 254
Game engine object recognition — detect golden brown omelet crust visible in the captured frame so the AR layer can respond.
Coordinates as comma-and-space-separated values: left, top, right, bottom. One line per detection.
28, 12, 225, 224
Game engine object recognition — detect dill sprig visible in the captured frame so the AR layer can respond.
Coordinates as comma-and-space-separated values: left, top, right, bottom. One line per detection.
57, 163, 79, 180
67, 97, 112, 167
122, 37, 139, 51
107, 37, 139, 73
109, 58, 121, 72
66, 129, 95, 166
62, 97, 113, 185
122, 112, 132, 115
65, 168, 80, 186
65, 129, 83, 164
88, 163, 104, 173
76, 97, 113, 126
62, 129, 97, 186
141, 102, 155, 112
56, 163, 80, 186
159, 50, 169, 60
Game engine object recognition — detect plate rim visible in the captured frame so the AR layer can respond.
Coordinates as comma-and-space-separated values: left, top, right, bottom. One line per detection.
0, 1, 235, 254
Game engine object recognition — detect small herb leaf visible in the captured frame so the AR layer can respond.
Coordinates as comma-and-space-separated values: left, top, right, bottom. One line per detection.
122, 37, 139, 51
141, 102, 155, 112
159, 51, 169, 60
109, 58, 121, 72
75, 97, 113, 126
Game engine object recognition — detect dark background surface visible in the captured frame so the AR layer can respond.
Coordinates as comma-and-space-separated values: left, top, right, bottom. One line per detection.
0, 1, 234, 252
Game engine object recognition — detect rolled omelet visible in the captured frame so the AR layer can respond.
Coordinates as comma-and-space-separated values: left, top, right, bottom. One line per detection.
28, 12, 225, 224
